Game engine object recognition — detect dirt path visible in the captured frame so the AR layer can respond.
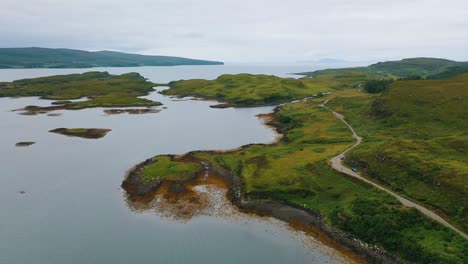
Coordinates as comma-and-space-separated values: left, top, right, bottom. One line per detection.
320, 99, 468, 240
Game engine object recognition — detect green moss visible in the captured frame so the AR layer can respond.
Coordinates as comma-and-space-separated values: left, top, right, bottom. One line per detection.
142, 156, 202, 182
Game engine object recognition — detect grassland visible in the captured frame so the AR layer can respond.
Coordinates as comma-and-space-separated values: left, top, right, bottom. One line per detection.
163, 72, 379, 106
327, 74, 468, 233
0, 71, 160, 109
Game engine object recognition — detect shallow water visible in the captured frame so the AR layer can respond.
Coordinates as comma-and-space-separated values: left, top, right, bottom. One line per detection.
0, 65, 352, 264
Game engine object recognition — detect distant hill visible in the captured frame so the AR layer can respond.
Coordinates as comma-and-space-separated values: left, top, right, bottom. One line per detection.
299, 57, 468, 78
368, 58, 459, 77
0, 47, 224, 69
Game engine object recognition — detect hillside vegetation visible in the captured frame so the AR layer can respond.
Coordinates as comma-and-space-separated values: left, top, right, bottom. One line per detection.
427, 62, 468, 79
0, 47, 223, 68
0, 71, 160, 109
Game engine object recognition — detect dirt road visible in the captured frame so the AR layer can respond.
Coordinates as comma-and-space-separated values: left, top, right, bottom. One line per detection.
320, 100, 467, 240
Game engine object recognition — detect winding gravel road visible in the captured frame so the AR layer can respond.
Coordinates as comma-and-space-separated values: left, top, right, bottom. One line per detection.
319, 99, 468, 240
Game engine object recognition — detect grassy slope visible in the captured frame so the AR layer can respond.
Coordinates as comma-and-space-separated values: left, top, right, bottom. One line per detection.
138, 97, 467, 263
163, 72, 378, 105
0, 47, 223, 68
327, 74, 468, 232
0, 71, 160, 108
369, 58, 459, 77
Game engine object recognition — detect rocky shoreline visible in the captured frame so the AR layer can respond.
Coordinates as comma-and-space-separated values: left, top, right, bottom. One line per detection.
205, 156, 401, 264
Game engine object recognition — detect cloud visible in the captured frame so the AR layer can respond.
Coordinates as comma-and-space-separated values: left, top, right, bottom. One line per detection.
0, 0, 467, 63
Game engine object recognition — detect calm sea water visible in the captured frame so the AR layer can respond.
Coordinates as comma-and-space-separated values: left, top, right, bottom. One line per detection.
0, 65, 352, 264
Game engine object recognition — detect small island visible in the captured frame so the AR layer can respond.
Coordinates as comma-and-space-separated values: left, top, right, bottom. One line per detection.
49, 128, 111, 139
1, 71, 162, 114
15, 141, 35, 147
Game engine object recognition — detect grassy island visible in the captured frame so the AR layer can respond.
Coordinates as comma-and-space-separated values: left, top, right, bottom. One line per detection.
125, 60, 468, 263
0, 71, 161, 110
49, 128, 111, 139
163, 72, 379, 106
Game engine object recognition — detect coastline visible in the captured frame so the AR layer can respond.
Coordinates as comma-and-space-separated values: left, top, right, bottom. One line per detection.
121, 104, 402, 264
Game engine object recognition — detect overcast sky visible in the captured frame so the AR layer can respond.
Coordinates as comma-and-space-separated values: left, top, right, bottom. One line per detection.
1, 0, 467, 63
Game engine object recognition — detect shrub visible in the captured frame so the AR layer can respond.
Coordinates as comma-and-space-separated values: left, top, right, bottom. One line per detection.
363, 79, 393, 93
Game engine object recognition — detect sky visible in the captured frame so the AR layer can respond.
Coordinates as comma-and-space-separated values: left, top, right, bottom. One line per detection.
1, 0, 467, 64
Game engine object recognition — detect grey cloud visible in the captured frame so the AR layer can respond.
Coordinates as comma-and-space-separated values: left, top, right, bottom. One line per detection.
0, 0, 467, 63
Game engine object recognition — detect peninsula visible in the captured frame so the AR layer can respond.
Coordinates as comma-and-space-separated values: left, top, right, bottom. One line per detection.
0, 47, 224, 69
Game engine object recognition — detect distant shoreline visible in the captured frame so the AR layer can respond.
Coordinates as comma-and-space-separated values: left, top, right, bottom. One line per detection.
0, 47, 224, 69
